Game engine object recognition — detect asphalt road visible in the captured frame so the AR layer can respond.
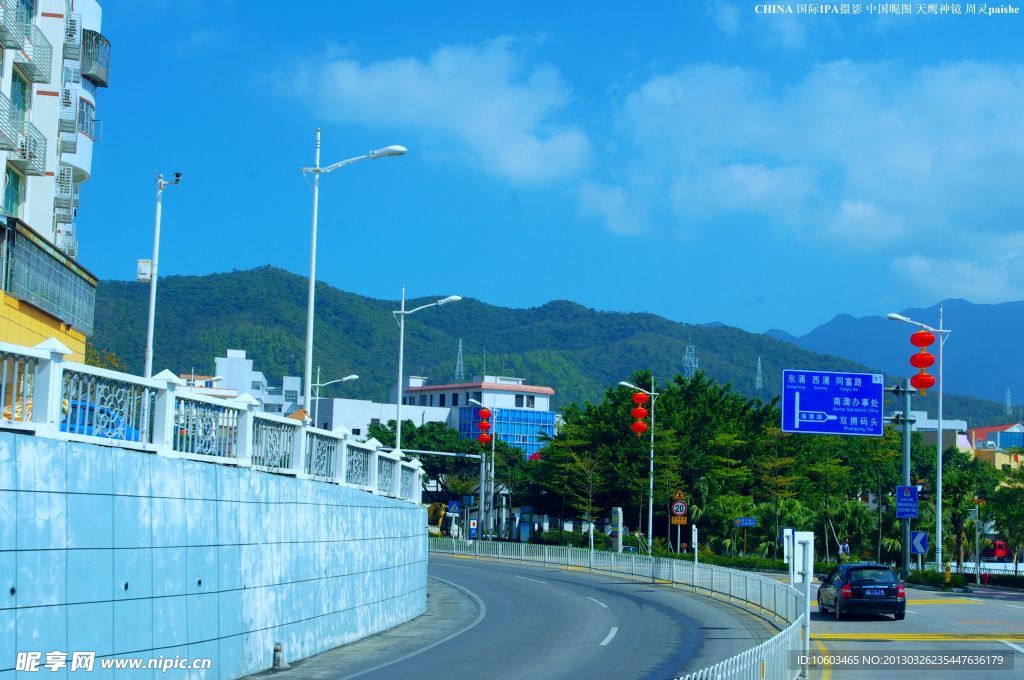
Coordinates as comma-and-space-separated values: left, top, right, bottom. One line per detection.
808, 583, 1024, 679
262, 554, 781, 680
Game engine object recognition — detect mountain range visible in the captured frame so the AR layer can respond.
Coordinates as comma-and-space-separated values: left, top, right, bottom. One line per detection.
89, 267, 1013, 427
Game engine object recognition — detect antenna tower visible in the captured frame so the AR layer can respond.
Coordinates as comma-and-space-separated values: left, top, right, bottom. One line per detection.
683, 344, 698, 379
1007, 388, 1013, 416
755, 357, 764, 393
454, 339, 465, 381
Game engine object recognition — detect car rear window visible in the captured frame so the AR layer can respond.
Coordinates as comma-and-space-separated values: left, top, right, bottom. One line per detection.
848, 567, 898, 584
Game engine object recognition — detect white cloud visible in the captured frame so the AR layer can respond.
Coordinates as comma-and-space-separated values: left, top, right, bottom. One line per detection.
581, 60, 1024, 266
893, 246, 1024, 303
576, 181, 648, 236
280, 37, 589, 183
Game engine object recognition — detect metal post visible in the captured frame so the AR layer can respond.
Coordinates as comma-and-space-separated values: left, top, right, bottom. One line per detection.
302, 130, 321, 423
975, 512, 981, 585
313, 365, 320, 428
648, 377, 655, 558
936, 303, 945, 571
901, 378, 912, 580
144, 176, 165, 378
395, 286, 406, 450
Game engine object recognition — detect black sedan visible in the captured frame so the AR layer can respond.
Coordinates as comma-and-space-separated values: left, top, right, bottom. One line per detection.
817, 562, 906, 620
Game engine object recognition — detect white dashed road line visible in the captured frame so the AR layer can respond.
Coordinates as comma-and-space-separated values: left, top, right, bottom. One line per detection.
587, 596, 609, 609
514, 575, 547, 584
600, 627, 618, 646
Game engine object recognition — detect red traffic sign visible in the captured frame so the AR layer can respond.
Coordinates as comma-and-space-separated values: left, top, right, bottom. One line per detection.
670, 500, 688, 517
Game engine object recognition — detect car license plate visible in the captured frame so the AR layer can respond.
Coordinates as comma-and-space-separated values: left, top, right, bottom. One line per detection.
865, 588, 884, 596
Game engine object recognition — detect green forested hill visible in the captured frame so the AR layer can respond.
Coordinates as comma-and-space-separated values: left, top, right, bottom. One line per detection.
90, 266, 1007, 425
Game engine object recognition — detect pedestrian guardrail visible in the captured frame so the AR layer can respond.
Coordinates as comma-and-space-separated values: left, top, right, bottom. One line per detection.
429, 538, 806, 680
0, 339, 424, 503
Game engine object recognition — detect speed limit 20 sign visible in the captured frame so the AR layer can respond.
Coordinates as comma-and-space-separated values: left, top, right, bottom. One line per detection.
670, 500, 688, 517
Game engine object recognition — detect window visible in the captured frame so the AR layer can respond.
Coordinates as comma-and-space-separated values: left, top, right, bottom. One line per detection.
515, 395, 524, 408
352, 428, 361, 436
429, 394, 434, 406
526, 395, 535, 408
472, 392, 482, 404
452, 393, 459, 406
4, 166, 24, 218
11, 71, 29, 123
371, 418, 380, 426
439, 394, 446, 407
77, 99, 96, 138
284, 390, 298, 402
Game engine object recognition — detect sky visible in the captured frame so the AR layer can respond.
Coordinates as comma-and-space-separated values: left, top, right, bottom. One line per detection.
82, 1, 1024, 336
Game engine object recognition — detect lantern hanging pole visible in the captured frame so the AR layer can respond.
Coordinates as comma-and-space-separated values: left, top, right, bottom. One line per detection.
620, 378, 659, 559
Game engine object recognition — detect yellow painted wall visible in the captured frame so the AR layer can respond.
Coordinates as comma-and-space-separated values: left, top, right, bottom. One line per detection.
973, 448, 1022, 472
0, 290, 86, 361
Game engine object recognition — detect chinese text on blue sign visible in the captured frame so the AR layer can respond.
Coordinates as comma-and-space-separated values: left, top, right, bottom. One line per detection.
895, 485, 919, 519
781, 369, 885, 437
734, 517, 758, 528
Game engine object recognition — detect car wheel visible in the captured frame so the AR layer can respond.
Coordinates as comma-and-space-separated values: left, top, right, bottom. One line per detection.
817, 598, 828, 614
895, 612, 905, 621
834, 603, 842, 621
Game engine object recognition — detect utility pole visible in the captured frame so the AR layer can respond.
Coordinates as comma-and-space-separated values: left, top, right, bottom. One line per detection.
887, 379, 915, 579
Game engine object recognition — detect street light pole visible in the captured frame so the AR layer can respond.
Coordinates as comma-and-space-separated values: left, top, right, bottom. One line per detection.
312, 366, 358, 428
470, 398, 498, 540
300, 130, 407, 424
620, 379, 659, 556
392, 289, 462, 450
887, 306, 951, 571
143, 172, 181, 378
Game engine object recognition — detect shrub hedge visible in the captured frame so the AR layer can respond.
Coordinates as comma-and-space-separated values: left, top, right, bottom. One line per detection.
905, 569, 968, 589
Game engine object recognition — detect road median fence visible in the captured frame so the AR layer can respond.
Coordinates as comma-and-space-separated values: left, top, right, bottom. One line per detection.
430, 537, 806, 680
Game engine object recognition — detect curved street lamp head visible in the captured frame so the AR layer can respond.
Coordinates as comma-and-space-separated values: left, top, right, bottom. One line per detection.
886, 313, 912, 323
619, 381, 638, 389
342, 374, 359, 382
437, 294, 462, 306
370, 144, 408, 159
468, 398, 484, 408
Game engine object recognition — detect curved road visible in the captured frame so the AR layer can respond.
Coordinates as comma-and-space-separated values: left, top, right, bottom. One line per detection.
263, 554, 780, 679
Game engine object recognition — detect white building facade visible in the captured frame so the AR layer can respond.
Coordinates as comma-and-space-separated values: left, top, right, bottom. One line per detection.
214, 349, 303, 415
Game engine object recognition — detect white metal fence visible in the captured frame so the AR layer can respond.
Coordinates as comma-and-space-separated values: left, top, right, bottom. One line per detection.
429, 538, 806, 680
0, 339, 423, 503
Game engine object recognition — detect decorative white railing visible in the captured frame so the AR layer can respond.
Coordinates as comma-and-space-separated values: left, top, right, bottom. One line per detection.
0, 339, 423, 503
429, 538, 807, 680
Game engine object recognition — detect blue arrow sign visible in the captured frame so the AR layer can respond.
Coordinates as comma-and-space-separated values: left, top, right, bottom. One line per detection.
781, 369, 885, 437
896, 486, 919, 519
911, 531, 928, 555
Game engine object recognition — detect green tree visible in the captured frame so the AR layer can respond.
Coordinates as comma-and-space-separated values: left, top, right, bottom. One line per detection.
989, 462, 1024, 575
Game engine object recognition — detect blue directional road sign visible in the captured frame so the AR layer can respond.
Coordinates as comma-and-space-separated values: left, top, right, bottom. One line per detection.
734, 517, 758, 528
911, 531, 928, 555
781, 369, 885, 437
895, 485, 919, 519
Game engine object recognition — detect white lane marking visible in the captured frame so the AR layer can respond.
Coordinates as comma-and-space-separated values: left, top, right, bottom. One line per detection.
905, 610, 918, 614
587, 596, 609, 609
1001, 640, 1024, 655
342, 576, 487, 679
1006, 604, 1024, 610
600, 627, 618, 646
514, 574, 547, 584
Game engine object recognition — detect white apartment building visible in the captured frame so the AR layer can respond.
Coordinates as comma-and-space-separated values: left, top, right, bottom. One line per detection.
0, 1, 108, 358
214, 349, 303, 415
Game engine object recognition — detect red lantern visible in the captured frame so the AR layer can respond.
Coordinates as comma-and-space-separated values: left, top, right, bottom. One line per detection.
630, 421, 648, 436
910, 373, 936, 392
477, 420, 491, 432
631, 407, 648, 420
910, 330, 935, 348
478, 407, 491, 420
909, 351, 935, 369
631, 392, 649, 405
478, 433, 492, 446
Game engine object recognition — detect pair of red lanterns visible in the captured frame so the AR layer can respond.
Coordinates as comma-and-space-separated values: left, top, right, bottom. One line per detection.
477, 407, 492, 446
630, 392, 649, 437
909, 329, 936, 395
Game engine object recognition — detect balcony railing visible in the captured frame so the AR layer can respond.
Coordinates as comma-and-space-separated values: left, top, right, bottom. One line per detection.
0, 339, 425, 504
55, 165, 77, 210
15, 24, 53, 84
55, 224, 77, 260
1, 218, 96, 334
0, 91, 18, 152
59, 87, 77, 134
0, 1, 26, 49
81, 29, 110, 88
64, 13, 81, 60
11, 120, 46, 176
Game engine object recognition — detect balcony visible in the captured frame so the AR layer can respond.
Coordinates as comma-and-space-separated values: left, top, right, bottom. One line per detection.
0, 91, 19, 152
59, 87, 77, 134
1, 217, 96, 334
11, 121, 47, 176
15, 24, 53, 83
64, 13, 81, 60
56, 224, 78, 259
81, 29, 110, 88
59, 132, 77, 155
55, 165, 79, 211
0, 1, 26, 49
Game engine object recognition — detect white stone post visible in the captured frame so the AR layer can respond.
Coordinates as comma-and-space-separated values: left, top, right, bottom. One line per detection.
290, 421, 307, 477
150, 370, 181, 454
234, 394, 259, 466
31, 339, 71, 434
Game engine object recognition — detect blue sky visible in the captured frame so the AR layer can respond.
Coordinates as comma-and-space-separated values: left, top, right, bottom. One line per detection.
82, 1, 1024, 335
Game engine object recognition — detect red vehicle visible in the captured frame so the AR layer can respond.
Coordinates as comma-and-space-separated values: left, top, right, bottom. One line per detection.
982, 539, 1011, 562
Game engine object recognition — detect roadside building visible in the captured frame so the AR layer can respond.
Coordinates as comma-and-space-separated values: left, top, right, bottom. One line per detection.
968, 422, 1024, 473
0, 0, 110, 359
213, 349, 302, 415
